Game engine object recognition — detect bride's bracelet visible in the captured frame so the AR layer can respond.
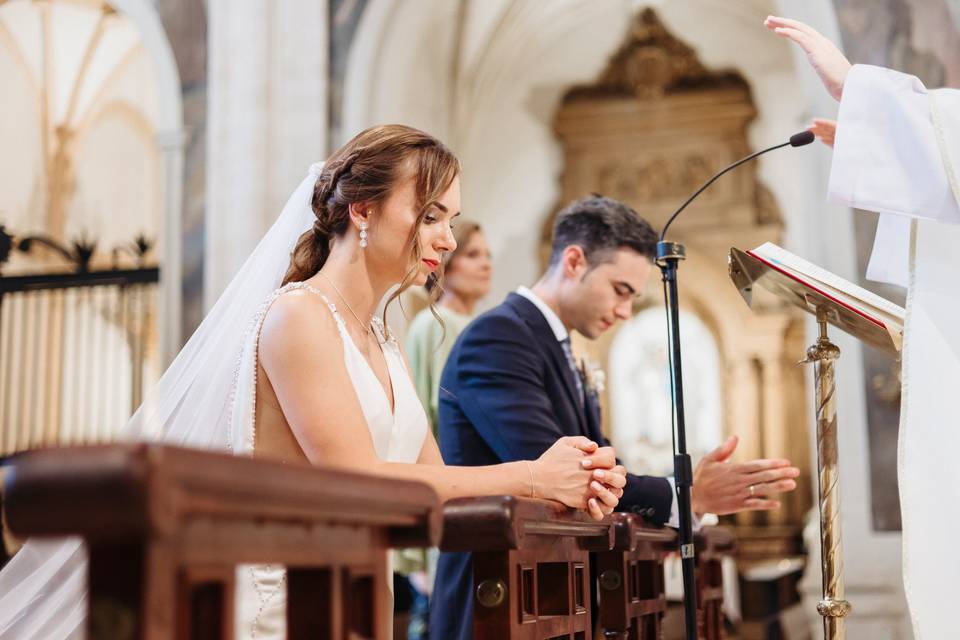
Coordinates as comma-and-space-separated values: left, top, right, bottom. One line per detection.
524, 461, 536, 499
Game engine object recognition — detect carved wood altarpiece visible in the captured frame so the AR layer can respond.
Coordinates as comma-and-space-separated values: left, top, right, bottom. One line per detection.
548, 9, 812, 546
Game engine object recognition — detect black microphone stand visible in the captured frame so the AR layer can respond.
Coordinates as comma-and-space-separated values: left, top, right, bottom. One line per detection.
656, 132, 812, 640
655, 237, 699, 640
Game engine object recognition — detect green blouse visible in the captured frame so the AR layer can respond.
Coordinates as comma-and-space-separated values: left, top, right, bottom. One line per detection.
404, 305, 474, 437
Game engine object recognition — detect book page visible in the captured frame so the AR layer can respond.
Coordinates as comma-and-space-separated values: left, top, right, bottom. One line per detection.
749, 242, 904, 351
751, 242, 905, 321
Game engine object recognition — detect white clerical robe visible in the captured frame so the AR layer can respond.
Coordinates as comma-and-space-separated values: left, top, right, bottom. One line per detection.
828, 64, 960, 639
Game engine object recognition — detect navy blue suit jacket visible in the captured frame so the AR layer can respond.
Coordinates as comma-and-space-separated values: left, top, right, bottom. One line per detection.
431, 293, 673, 640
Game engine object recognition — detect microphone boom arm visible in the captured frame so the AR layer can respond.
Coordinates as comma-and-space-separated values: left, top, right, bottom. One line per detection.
659, 140, 791, 242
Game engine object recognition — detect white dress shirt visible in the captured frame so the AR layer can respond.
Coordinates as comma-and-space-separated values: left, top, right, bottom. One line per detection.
515, 286, 687, 528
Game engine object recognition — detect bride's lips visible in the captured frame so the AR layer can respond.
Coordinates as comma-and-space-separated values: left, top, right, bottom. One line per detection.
422, 258, 440, 271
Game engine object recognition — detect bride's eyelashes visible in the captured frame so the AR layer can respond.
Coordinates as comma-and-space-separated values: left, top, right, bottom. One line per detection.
423, 206, 460, 227
423, 215, 455, 234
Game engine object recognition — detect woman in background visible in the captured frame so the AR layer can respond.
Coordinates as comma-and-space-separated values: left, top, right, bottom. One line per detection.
405, 221, 491, 433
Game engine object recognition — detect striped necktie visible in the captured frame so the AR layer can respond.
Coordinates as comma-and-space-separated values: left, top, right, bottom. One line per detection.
560, 337, 585, 407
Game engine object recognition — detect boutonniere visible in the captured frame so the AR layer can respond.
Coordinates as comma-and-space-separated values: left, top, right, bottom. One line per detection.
579, 358, 606, 395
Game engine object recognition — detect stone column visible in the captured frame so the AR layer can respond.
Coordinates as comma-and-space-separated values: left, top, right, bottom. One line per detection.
205, 0, 328, 306
156, 129, 188, 365
759, 354, 788, 526
726, 357, 763, 460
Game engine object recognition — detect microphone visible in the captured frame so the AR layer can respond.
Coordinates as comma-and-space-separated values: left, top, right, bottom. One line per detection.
791, 130, 816, 147
659, 130, 816, 241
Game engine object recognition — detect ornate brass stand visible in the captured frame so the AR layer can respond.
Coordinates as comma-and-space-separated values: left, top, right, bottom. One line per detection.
728, 247, 905, 640
802, 308, 851, 639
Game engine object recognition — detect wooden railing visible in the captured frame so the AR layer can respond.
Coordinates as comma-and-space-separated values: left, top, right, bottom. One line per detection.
4, 444, 441, 640
695, 527, 736, 640
440, 497, 736, 640
595, 513, 676, 639
440, 496, 613, 640
4, 445, 737, 640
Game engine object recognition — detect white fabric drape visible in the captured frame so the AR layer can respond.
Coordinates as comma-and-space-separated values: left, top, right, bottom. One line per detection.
828, 63, 960, 639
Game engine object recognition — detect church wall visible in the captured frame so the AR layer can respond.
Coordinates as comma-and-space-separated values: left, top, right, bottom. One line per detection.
204, 0, 328, 306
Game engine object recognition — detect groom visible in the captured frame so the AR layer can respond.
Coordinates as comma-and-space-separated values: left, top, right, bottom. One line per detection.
430, 195, 801, 639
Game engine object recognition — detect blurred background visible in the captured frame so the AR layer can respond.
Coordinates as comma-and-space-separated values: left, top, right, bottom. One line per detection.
1, 1, 957, 637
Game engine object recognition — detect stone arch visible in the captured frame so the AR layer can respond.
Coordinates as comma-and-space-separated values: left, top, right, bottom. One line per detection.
0, 0, 186, 359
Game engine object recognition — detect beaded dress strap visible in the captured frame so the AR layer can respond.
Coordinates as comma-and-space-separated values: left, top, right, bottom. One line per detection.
227, 282, 341, 455
277, 282, 347, 334
280, 282, 397, 345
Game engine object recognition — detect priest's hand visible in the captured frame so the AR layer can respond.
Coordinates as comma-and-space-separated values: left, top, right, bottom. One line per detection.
808, 118, 837, 148
765, 16, 851, 101
691, 435, 800, 515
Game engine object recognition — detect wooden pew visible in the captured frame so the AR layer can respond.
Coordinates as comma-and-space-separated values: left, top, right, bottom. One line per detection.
440, 496, 614, 640
595, 519, 736, 640
4, 443, 440, 640
595, 513, 676, 639
695, 527, 736, 640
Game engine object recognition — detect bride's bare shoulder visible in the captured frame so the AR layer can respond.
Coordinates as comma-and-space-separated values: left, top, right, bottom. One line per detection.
258, 288, 342, 360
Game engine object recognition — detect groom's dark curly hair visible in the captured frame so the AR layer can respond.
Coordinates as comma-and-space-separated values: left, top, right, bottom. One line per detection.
547, 195, 658, 268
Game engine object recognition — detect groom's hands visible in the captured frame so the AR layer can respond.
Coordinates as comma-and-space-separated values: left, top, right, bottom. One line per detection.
691, 435, 800, 515
534, 433, 801, 520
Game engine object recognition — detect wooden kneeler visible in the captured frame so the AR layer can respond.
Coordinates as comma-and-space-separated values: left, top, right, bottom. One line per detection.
4, 444, 440, 640
440, 496, 614, 640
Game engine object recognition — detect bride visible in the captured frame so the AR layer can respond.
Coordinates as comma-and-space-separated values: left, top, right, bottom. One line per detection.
0, 124, 627, 639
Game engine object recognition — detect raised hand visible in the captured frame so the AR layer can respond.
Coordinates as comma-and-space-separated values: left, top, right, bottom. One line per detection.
691, 435, 800, 515
765, 16, 851, 101
808, 118, 837, 148
533, 437, 626, 520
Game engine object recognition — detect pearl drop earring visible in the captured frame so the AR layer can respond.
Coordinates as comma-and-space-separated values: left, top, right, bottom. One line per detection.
359, 221, 368, 248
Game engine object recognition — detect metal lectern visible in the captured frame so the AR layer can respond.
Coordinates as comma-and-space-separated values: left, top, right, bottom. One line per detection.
728, 247, 904, 640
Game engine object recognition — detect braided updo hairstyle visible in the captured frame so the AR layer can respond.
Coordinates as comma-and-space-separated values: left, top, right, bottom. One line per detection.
282, 125, 460, 311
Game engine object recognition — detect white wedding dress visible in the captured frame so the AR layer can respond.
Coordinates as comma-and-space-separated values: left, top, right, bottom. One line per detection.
231, 282, 428, 639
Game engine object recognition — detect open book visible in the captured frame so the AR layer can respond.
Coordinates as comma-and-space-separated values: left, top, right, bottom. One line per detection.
745, 242, 905, 352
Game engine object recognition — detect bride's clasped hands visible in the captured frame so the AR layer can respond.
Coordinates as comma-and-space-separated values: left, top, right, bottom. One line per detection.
531, 436, 627, 519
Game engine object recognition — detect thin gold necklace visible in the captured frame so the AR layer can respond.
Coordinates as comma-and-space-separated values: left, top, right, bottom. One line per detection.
318, 271, 372, 336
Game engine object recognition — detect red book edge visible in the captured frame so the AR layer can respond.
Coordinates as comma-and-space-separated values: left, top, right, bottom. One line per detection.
746, 249, 886, 330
